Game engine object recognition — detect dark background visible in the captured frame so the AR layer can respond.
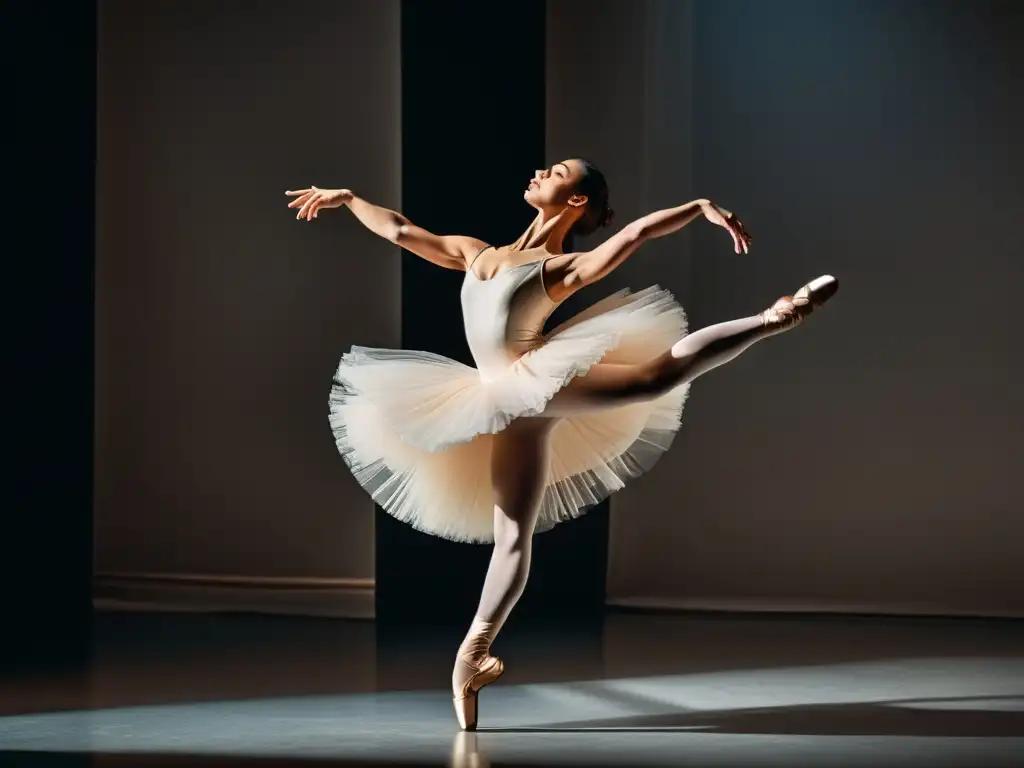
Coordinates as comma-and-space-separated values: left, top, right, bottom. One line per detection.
6, 0, 1024, 674
6, 2, 96, 672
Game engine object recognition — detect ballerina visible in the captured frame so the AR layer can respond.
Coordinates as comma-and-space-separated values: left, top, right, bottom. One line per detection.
285, 158, 837, 730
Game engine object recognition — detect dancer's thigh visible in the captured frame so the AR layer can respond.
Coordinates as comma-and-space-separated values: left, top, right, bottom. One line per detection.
490, 418, 554, 536
542, 359, 666, 418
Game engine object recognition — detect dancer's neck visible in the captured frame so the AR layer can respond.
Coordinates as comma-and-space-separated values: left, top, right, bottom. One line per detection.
509, 209, 576, 255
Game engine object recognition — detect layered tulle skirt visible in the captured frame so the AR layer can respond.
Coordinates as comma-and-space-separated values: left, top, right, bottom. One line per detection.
328, 286, 690, 543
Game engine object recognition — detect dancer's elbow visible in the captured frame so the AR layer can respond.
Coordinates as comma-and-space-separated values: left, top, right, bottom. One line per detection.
621, 221, 648, 246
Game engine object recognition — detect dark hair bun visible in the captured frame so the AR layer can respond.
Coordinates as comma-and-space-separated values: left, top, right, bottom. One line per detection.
600, 206, 615, 228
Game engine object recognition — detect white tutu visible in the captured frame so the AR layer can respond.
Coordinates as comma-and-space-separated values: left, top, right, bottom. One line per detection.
328, 285, 690, 543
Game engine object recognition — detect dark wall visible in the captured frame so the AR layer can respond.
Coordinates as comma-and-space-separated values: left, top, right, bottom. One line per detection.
645, 0, 1024, 614
544, 0, 1023, 618
5, 3, 96, 670
377, 0, 609, 629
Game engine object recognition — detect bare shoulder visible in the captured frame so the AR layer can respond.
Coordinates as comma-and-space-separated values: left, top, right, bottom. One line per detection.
544, 224, 648, 292
540, 252, 587, 303
457, 236, 491, 269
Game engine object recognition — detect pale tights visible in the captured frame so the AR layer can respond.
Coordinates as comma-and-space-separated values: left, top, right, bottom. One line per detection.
453, 312, 768, 694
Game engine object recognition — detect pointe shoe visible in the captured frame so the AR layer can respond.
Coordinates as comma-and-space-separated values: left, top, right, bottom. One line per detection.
453, 653, 504, 731
761, 274, 839, 335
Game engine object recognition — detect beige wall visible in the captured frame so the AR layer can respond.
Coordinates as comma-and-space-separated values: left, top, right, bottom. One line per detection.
94, 0, 401, 615
549, 0, 1024, 617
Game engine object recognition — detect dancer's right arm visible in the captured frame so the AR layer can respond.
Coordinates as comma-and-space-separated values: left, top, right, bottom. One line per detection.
285, 187, 486, 271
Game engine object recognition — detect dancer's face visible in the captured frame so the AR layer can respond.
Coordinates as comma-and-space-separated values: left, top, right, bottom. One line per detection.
524, 159, 589, 215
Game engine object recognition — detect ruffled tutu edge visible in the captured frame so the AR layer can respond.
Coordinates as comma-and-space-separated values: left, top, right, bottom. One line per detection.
327, 284, 690, 543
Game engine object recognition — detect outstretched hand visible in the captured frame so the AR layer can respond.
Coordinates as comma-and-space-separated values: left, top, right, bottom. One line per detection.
701, 201, 752, 254
285, 187, 353, 221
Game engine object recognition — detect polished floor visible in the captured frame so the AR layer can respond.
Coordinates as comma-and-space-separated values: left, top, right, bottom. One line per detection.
1, 611, 1023, 766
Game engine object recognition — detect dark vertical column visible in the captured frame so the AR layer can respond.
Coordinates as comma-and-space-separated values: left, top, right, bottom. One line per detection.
378, 0, 607, 633
3, 4, 96, 672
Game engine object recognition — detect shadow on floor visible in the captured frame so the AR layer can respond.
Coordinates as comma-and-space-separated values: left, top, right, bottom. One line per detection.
483, 694, 1024, 738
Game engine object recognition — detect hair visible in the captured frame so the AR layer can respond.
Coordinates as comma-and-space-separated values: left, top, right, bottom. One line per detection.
568, 158, 615, 241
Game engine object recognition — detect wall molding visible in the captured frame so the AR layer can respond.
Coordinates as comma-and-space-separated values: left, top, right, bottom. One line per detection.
607, 595, 1024, 620
94, 571, 375, 619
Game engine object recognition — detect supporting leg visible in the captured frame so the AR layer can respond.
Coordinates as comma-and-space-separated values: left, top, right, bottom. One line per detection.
452, 418, 554, 730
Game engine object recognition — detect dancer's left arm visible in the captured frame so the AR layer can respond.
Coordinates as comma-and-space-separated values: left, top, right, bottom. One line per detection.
561, 199, 751, 290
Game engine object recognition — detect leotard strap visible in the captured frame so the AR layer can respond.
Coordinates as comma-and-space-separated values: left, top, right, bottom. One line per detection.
468, 244, 492, 270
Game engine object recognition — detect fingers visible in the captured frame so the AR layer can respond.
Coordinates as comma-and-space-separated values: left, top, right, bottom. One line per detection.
738, 220, 752, 253
733, 225, 746, 254
287, 186, 324, 220
737, 228, 749, 254
727, 215, 752, 254
297, 190, 320, 220
307, 187, 324, 220
306, 187, 322, 221
714, 205, 752, 254
723, 216, 739, 253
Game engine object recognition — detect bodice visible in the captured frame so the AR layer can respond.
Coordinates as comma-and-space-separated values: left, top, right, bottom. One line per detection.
460, 259, 558, 379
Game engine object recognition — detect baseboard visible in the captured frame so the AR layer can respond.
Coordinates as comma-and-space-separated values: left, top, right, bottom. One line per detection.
93, 571, 375, 619
606, 595, 1024, 620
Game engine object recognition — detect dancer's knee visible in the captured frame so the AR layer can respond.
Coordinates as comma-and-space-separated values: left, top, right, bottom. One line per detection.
493, 514, 529, 554
492, 516, 532, 596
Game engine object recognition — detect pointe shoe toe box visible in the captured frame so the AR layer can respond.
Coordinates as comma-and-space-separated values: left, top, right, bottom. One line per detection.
795, 274, 839, 305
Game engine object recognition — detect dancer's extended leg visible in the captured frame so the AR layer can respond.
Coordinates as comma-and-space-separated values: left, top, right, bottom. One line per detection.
545, 274, 838, 416
452, 417, 554, 730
